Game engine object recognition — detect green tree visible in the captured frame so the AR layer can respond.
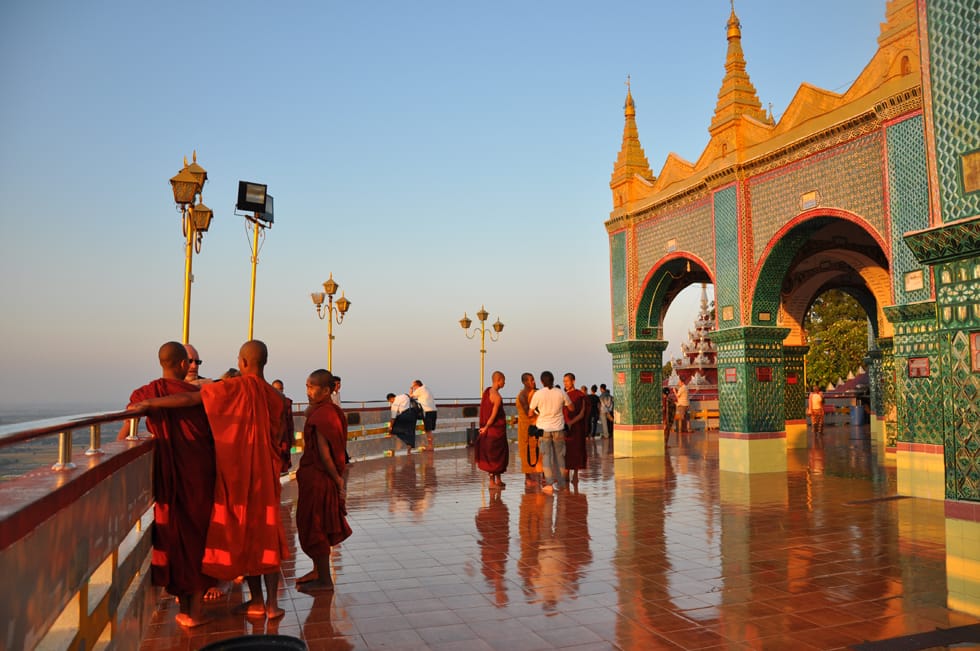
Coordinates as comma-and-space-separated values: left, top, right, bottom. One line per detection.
662, 360, 673, 381
804, 290, 869, 390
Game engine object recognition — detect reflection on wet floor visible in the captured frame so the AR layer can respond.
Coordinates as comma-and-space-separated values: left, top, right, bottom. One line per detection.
140, 426, 978, 650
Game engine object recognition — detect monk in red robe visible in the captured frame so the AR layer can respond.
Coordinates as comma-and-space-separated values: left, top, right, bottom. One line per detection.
295, 369, 352, 591
132, 340, 290, 620
475, 371, 508, 489
124, 341, 216, 628
562, 372, 589, 485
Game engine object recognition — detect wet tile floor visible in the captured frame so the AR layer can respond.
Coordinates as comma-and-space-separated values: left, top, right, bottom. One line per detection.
140, 427, 979, 650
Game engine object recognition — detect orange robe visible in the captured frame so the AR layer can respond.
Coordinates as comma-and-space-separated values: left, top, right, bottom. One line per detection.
297, 401, 352, 557
475, 387, 508, 474
564, 389, 588, 470
200, 375, 289, 580
130, 378, 216, 596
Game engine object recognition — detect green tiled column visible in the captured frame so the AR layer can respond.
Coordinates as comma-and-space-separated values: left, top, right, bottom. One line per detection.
606, 339, 668, 457
865, 347, 885, 442
713, 327, 790, 473
783, 345, 808, 449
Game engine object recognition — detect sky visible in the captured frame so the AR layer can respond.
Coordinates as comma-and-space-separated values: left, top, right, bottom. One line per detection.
0, 1, 886, 410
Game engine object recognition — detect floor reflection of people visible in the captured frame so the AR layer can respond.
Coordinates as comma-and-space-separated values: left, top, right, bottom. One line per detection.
517, 487, 592, 612
300, 590, 354, 651
475, 489, 510, 607
386, 455, 432, 519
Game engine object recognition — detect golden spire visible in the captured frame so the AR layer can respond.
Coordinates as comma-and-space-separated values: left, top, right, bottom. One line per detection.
709, 3, 769, 134
611, 75, 653, 200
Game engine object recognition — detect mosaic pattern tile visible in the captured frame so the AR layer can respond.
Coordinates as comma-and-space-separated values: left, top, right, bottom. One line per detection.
610, 231, 628, 341
608, 340, 667, 426
714, 186, 742, 326
635, 197, 714, 284
886, 303, 943, 447
713, 327, 789, 433
926, 0, 980, 225
946, 329, 980, 501
783, 346, 807, 420
747, 133, 886, 265
886, 115, 933, 303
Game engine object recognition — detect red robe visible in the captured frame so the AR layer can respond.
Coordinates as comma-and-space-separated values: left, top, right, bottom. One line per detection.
475, 387, 509, 474
279, 396, 295, 471
200, 375, 289, 580
130, 378, 215, 595
563, 389, 589, 470
297, 401, 352, 557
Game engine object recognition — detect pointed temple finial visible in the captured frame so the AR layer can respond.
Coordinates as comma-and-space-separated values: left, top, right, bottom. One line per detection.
709, 2, 768, 135
610, 77, 653, 206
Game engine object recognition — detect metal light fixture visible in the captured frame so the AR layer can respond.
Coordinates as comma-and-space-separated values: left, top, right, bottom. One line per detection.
312, 273, 352, 372
459, 305, 505, 394
236, 181, 274, 340
170, 151, 210, 344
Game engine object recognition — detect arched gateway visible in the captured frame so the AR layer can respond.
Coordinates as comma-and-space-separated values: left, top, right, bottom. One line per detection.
605, 0, 980, 504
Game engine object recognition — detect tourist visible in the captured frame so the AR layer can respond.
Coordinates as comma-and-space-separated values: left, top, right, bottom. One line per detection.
675, 378, 690, 433
296, 369, 352, 591
475, 371, 508, 489
809, 385, 825, 442
599, 384, 614, 438
410, 379, 437, 450
663, 387, 677, 446
516, 372, 542, 488
330, 375, 342, 407
184, 343, 211, 385
125, 341, 216, 628
131, 340, 291, 620
387, 391, 416, 454
563, 374, 589, 486
588, 385, 601, 437
528, 371, 573, 495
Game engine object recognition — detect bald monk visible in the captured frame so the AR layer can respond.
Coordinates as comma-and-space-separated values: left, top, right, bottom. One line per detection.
132, 340, 290, 619
295, 369, 352, 591
122, 341, 216, 627
475, 371, 508, 489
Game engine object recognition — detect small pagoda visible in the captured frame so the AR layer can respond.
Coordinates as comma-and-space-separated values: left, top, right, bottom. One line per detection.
669, 284, 718, 400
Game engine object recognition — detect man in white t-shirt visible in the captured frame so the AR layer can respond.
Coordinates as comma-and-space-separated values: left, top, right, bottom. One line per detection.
675, 378, 690, 433
808, 386, 825, 441
410, 379, 437, 450
528, 370, 573, 494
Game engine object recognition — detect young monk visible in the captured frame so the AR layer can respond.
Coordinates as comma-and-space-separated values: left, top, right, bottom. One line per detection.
295, 369, 352, 591
132, 340, 290, 619
475, 371, 508, 489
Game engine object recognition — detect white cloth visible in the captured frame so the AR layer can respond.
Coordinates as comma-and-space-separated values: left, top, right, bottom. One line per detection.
411, 384, 436, 412
528, 386, 572, 432
390, 393, 411, 418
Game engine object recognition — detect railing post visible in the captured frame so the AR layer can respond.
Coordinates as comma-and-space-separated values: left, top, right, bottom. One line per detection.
126, 418, 140, 441
85, 423, 104, 456
51, 430, 77, 471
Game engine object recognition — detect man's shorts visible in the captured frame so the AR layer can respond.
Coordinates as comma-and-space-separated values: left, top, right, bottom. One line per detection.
423, 411, 437, 431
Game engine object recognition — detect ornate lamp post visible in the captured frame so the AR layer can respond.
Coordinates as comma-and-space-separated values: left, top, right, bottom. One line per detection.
169, 151, 212, 344
311, 273, 351, 372
458, 305, 504, 395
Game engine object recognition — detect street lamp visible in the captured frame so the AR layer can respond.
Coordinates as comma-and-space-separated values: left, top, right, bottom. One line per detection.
236, 181, 274, 340
458, 305, 504, 395
311, 273, 351, 372
169, 151, 211, 344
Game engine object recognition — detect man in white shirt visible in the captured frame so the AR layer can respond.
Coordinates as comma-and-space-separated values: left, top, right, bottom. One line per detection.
528, 370, 573, 494
386, 392, 416, 454
410, 379, 437, 450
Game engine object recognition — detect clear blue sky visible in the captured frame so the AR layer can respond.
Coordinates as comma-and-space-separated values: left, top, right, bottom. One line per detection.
0, 1, 884, 409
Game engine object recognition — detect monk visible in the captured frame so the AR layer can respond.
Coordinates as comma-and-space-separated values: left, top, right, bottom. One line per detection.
272, 379, 296, 474
124, 341, 216, 628
131, 340, 290, 620
562, 372, 589, 486
295, 369, 352, 591
475, 371, 508, 489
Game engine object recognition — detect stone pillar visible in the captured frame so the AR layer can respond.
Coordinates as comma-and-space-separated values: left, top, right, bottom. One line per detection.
712, 326, 790, 473
783, 345, 808, 449
606, 339, 668, 457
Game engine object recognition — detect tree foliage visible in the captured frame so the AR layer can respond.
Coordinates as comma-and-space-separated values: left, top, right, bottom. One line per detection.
804, 290, 869, 390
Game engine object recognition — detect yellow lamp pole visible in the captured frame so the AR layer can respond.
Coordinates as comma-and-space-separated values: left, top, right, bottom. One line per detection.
458, 305, 504, 395
247, 219, 260, 339
169, 152, 212, 344
311, 273, 352, 372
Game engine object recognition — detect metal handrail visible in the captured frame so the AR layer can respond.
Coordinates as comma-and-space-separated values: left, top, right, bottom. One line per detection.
0, 407, 149, 471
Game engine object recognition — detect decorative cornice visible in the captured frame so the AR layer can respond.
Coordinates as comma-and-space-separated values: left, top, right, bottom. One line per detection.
883, 301, 937, 323
606, 339, 669, 355
904, 215, 980, 264
711, 325, 791, 344
873, 86, 921, 122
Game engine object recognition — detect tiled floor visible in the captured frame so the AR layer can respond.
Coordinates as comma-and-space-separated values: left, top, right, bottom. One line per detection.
139, 427, 979, 650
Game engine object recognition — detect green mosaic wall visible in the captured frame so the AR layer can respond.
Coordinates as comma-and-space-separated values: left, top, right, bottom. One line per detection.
611, 230, 628, 341
713, 327, 789, 433
750, 227, 817, 325
607, 340, 667, 426
714, 186, 741, 327
886, 303, 943, 447
865, 348, 884, 418
935, 257, 980, 501
635, 198, 714, 279
783, 346, 807, 420
886, 115, 933, 303
747, 133, 886, 264
927, 0, 980, 224
877, 338, 897, 447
